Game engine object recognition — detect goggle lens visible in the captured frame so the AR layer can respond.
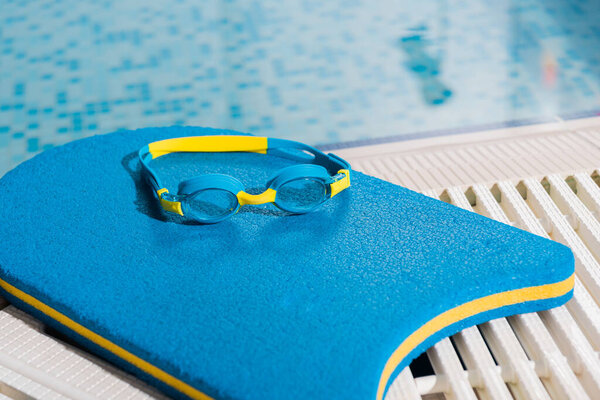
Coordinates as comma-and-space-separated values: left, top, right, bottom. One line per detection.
183, 189, 239, 222
276, 178, 328, 213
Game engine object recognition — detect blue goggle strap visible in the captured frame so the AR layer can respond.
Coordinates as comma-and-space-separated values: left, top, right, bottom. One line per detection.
266, 137, 350, 174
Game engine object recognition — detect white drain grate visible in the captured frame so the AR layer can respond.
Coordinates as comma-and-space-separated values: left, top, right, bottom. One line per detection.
2, 116, 600, 399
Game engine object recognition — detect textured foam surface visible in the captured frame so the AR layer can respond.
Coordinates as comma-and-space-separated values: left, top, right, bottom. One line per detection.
0, 127, 574, 400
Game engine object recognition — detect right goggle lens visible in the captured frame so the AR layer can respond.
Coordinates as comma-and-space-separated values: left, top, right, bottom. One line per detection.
276, 177, 328, 213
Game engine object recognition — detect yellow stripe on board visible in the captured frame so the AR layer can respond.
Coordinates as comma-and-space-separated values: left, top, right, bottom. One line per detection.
0, 279, 213, 400
376, 273, 575, 400
0, 272, 574, 400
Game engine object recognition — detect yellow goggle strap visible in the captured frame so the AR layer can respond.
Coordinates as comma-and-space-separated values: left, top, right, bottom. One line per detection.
330, 169, 351, 197
156, 188, 184, 216
147, 136, 268, 159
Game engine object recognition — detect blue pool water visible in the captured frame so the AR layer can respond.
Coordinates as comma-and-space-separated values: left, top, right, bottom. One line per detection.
1, 0, 600, 176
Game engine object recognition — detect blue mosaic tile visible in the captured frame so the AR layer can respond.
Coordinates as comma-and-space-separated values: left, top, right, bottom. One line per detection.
0, 0, 600, 176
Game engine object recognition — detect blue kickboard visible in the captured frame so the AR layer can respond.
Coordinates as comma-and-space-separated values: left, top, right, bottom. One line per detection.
0, 127, 574, 400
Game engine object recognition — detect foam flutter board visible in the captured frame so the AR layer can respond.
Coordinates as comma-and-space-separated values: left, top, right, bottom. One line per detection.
0, 127, 574, 399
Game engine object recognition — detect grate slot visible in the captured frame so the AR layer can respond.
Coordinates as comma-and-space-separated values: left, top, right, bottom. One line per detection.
426, 338, 477, 400
386, 368, 422, 400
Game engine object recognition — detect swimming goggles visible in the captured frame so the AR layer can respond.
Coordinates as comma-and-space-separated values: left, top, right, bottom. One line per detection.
138, 135, 351, 223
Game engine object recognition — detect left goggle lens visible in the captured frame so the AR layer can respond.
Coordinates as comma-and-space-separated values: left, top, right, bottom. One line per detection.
183, 189, 239, 222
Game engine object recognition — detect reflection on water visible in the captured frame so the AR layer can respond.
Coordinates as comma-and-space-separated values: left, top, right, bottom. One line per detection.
0, 0, 599, 175
399, 26, 453, 106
